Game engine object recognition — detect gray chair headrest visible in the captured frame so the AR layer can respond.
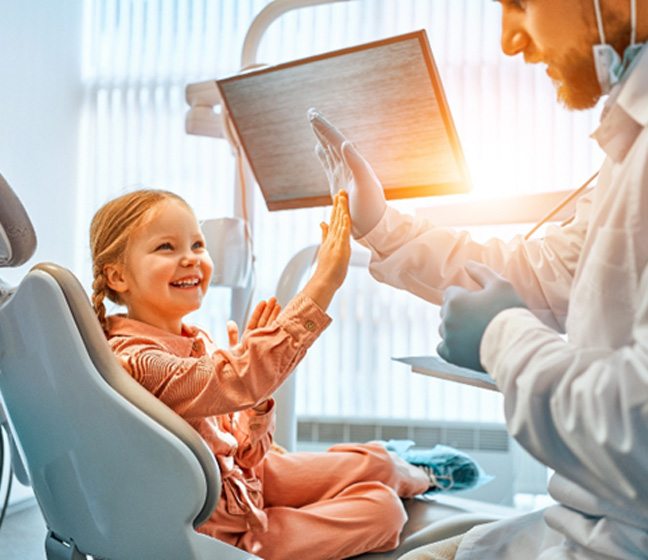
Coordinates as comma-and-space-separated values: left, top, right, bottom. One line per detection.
0, 174, 37, 267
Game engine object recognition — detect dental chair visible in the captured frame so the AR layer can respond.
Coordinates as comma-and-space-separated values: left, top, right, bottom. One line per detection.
0, 174, 256, 559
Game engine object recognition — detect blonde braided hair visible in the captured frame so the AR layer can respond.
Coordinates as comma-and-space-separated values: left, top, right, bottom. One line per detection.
91, 264, 110, 332
89, 189, 189, 333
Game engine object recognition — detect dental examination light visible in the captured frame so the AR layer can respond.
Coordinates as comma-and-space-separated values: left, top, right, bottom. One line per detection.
216, 29, 469, 211
186, 1, 469, 211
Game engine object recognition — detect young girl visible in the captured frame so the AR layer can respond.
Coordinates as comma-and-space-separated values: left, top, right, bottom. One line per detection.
89, 188, 431, 560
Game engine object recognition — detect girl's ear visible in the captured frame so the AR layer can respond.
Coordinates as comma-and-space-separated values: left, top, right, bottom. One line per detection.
104, 263, 129, 294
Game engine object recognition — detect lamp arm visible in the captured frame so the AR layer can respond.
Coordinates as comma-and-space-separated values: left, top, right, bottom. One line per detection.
241, 0, 356, 68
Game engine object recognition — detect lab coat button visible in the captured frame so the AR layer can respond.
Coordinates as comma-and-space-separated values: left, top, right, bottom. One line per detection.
305, 319, 316, 332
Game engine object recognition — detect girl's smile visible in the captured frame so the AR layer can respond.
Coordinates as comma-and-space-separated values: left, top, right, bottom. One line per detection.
170, 275, 203, 288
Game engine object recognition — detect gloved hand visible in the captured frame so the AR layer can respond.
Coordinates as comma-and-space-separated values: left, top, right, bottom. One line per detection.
437, 261, 527, 372
308, 108, 387, 238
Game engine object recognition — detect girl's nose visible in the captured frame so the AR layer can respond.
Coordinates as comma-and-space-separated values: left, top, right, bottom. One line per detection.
181, 253, 199, 267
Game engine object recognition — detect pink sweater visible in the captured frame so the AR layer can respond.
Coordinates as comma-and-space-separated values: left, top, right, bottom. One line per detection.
106, 293, 330, 532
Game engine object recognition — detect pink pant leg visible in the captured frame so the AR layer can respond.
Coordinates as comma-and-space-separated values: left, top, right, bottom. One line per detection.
233, 443, 430, 559
260, 442, 429, 507
238, 481, 407, 560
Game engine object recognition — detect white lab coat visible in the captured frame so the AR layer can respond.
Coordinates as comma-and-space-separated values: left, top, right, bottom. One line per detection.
359, 47, 648, 559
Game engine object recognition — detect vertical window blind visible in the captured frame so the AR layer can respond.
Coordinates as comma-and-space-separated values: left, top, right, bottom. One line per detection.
77, 0, 604, 424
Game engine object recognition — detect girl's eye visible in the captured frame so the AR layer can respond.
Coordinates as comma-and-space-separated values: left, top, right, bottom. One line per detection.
155, 242, 173, 251
192, 240, 205, 250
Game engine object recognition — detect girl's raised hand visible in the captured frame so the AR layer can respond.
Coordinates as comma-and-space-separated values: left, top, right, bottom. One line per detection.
301, 191, 351, 311
315, 190, 351, 289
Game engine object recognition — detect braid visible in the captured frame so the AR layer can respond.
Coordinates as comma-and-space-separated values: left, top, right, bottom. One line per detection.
92, 266, 109, 334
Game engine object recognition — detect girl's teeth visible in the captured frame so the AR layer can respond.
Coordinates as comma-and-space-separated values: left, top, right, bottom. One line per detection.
172, 279, 199, 287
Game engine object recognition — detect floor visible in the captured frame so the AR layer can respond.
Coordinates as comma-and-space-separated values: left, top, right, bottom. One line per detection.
0, 500, 47, 560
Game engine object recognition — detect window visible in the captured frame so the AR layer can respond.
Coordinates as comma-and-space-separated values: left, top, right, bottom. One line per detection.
77, 0, 604, 425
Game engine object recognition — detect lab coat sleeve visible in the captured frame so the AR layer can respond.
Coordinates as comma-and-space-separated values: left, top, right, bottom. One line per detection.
358, 194, 592, 331
481, 269, 648, 509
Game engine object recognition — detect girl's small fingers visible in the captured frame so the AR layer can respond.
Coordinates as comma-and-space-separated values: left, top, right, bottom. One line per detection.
259, 296, 276, 326
341, 214, 350, 237
330, 194, 341, 229
320, 221, 329, 243
247, 300, 266, 330
226, 320, 239, 346
269, 304, 281, 323
338, 190, 349, 214
333, 193, 346, 235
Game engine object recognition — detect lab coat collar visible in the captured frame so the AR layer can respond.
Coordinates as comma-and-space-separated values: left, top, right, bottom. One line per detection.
592, 43, 648, 162
106, 314, 200, 357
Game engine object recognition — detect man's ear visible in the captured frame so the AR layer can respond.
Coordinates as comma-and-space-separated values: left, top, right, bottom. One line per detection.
103, 263, 129, 294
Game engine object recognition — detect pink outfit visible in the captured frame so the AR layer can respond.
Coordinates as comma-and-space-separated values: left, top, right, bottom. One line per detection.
106, 294, 428, 559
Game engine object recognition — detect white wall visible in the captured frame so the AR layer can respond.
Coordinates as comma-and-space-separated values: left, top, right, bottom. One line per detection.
0, 0, 83, 284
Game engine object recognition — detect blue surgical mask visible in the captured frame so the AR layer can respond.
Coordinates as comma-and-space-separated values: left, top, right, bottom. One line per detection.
592, 0, 644, 94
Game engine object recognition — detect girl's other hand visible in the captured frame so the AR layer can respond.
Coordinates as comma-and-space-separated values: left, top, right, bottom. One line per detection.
247, 297, 281, 330
226, 297, 282, 346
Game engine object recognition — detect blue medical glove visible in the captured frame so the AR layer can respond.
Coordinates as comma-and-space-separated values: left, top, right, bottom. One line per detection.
437, 261, 527, 372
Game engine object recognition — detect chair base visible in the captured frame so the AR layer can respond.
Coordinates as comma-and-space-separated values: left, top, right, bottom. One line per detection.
45, 532, 86, 560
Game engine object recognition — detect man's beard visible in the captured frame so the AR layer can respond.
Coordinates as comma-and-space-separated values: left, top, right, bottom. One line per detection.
550, 48, 602, 110
550, 10, 628, 111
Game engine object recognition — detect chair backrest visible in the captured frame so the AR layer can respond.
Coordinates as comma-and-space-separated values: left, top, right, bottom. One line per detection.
0, 173, 36, 268
0, 263, 226, 558
0, 174, 257, 559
